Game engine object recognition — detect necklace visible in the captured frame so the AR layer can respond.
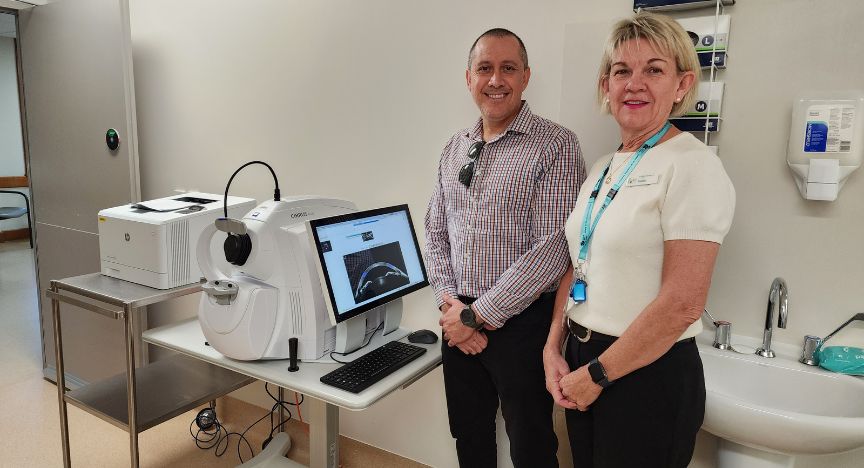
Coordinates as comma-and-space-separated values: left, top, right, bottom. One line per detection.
604, 153, 633, 184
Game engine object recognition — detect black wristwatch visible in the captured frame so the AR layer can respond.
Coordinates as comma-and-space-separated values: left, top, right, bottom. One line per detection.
459, 304, 484, 330
587, 358, 614, 388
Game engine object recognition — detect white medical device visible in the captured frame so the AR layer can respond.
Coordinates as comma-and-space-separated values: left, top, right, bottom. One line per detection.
196, 196, 358, 361
98, 192, 256, 289
787, 93, 864, 201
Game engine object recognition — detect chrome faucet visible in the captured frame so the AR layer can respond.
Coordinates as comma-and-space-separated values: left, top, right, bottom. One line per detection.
756, 277, 788, 358
703, 308, 732, 350
800, 313, 864, 365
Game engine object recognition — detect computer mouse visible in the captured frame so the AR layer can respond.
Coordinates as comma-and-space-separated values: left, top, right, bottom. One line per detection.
407, 329, 439, 344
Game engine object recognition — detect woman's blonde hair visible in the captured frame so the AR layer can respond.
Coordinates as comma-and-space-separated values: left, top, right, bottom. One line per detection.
596, 11, 701, 117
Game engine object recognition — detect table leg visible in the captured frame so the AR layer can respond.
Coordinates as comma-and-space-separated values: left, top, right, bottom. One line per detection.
124, 305, 139, 468
307, 398, 338, 468
51, 282, 71, 468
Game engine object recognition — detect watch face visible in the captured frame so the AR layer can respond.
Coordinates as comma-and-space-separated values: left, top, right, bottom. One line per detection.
460, 307, 476, 328
588, 359, 605, 383
588, 359, 611, 388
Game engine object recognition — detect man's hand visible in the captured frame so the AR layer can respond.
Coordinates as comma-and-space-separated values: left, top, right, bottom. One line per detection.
438, 294, 474, 345
453, 330, 488, 355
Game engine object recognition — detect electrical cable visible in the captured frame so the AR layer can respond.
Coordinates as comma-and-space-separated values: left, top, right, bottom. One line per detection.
295, 392, 304, 426
189, 384, 305, 463
261, 383, 306, 448
222, 160, 281, 218
189, 402, 257, 463
328, 321, 385, 364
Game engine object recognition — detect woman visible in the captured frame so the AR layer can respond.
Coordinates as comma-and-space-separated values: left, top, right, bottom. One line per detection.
543, 12, 735, 468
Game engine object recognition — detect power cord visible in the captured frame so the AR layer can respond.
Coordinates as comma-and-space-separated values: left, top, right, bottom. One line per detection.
189, 384, 307, 463
189, 402, 256, 462
262, 383, 304, 449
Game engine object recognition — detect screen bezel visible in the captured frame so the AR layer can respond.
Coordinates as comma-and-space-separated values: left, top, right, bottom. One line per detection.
308, 204, 429, 325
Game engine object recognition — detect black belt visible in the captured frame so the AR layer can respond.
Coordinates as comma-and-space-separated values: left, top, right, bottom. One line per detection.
567, 319, 695, 347
567, 319, 617, 342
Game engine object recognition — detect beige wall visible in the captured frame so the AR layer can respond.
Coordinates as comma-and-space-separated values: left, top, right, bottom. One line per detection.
129, 1, 864, 466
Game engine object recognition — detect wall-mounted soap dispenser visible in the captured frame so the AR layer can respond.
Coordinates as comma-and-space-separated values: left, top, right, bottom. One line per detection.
787, 93, 864, 201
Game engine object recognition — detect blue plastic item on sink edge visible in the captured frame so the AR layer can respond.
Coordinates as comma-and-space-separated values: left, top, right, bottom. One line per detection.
818, 345, 864, 375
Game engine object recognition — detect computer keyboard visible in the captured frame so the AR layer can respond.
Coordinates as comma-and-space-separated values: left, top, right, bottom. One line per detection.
320, 341, 427, 393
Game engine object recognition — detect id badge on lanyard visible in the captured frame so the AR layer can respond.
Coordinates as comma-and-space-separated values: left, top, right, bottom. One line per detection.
569, 122, 671, 305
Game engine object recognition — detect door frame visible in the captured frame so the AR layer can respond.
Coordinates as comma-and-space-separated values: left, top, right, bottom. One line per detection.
0, 6, 40, 360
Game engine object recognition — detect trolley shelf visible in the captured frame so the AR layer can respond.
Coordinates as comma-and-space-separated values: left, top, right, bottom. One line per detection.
64, 353, 253, 432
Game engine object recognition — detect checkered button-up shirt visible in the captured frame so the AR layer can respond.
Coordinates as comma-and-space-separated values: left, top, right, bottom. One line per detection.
425, 102, 585, 328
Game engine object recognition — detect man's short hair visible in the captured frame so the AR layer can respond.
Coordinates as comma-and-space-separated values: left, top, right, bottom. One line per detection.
468, 28, 529, 69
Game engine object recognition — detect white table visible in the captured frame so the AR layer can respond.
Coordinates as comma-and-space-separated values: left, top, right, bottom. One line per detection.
143, 318, 442, 467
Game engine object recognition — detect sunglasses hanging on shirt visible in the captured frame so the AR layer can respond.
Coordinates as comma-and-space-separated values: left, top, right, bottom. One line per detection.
459, 141, 485, 187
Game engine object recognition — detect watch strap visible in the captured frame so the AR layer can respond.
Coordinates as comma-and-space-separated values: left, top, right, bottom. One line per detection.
587, 358, 613, 388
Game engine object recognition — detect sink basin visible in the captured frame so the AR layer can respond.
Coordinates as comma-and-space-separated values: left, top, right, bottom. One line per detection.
698, 341, 864, 456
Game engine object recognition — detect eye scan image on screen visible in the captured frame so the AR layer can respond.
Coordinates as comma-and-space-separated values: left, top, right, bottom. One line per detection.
310, 205, 428, 324
345, 242, 411, 303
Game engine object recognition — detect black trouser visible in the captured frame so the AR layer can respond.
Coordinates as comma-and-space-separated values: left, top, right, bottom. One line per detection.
441, 293, 558, 468
564, 332, 705, 468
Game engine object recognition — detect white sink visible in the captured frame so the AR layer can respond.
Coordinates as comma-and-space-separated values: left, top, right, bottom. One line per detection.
698, 338, 864, 459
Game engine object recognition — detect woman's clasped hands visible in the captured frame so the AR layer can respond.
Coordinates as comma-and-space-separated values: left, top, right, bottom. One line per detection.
543, 346, 602, 412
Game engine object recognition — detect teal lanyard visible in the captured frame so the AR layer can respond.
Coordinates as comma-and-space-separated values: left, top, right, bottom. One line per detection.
577, 122, 671, 263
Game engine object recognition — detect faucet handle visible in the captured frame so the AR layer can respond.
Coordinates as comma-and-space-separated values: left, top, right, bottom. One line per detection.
713, 320, 732, 350
800, 335, 822, 366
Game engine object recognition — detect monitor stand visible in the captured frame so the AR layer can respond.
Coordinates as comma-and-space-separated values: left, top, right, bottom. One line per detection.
334, 314, 366, 355
376, 298, 403, 335
333, 298, 403, 355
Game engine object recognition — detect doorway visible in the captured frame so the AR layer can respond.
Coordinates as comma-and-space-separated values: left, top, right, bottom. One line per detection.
0, 10, 31, 240
0, 8, 41, 389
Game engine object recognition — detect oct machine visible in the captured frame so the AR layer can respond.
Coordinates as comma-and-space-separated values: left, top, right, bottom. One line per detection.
196, 194, 429, 362
196, 196, 358, 361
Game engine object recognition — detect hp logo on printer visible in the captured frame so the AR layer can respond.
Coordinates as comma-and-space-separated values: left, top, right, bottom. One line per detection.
124, 233, 131, 242
291, 211, 311, 219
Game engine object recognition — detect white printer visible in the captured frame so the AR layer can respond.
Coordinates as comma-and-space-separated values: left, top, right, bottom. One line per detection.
98, 192, 256, 289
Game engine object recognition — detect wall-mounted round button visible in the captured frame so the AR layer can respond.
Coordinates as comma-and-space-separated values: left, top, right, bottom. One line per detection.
106, 128, 120, 151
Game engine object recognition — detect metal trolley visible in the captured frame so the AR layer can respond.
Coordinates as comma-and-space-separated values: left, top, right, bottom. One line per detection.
48, 273, 254, 467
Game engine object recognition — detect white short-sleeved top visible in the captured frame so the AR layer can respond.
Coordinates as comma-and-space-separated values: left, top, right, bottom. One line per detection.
564, 132, 735, 339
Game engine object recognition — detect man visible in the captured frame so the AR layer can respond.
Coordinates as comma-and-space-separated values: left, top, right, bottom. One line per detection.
425, 28, 586, 468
